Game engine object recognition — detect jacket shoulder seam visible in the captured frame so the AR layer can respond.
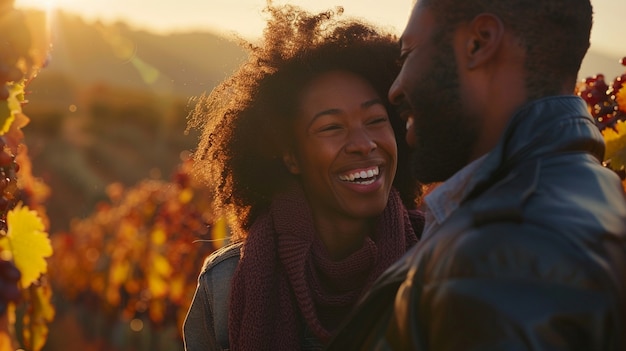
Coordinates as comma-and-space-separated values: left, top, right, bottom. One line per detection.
200, 241, 242, 276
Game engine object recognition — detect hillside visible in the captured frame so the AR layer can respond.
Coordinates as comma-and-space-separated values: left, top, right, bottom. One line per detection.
21, 10, 248, 233
579, 50, 626, 82
26, 11, 247, 105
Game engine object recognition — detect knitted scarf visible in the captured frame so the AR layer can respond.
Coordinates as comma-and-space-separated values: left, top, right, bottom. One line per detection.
228, 186, 419, 350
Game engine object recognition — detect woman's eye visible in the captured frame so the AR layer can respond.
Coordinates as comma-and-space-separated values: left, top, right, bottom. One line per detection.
368, 116, 389, 125
318, 124, 342, 132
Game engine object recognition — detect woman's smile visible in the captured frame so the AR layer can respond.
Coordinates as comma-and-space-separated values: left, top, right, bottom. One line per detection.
286, 70, 398, 221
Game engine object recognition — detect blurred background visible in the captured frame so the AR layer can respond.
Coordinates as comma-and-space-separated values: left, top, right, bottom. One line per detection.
4, 0, 626, 350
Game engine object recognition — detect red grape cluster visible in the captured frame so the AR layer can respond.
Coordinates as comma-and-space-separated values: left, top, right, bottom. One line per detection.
577, 57, 626, 131
0, 137, 18, 233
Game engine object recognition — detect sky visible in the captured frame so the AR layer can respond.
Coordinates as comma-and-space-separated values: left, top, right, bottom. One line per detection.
13, 0, 626, 63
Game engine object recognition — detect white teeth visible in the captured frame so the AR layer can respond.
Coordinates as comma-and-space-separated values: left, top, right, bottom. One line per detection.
406, 117, 413, 131
339, 166, 380, 182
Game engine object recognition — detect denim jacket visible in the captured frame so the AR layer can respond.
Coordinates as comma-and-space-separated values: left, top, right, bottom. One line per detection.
183, 242, 241, 351
182, 241, 325, 350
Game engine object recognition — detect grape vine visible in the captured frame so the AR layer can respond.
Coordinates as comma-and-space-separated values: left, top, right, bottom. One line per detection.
0, 3, 54, 351
576, 56, 626, 185
48, 158, 223, 347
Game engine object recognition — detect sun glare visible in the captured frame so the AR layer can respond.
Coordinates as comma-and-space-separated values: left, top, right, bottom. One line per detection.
14, 0, 52, 10
14, 0, 57, 20
45, 0, 56, 13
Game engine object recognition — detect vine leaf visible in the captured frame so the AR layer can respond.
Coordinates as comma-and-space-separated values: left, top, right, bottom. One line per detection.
0, 82, 25, 136
148, 253, 172, 299
211, 216, 228, 249
23, 284, 55, 351
603, 120, 626, 169
0, 204, 52, 287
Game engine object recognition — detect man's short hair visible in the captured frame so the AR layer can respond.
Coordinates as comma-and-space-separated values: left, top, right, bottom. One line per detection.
421, 0, 592, 98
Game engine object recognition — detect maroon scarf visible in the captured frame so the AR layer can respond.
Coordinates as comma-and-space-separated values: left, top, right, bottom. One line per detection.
228, 186, 418, 350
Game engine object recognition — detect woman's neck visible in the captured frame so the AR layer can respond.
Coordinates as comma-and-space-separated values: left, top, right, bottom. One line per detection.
312, 214, 374, 261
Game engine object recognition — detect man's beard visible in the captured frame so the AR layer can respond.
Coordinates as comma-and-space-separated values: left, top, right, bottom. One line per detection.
407, 45, 480, 184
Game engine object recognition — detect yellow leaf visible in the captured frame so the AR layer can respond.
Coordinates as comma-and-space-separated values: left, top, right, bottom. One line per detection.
153, 254, 172, 276
603, 120, 626, 169
150, 227, 166, 246
109, 260, 130, 286
0, 81, 25, 136
178, 188, 193, 204
211, 217, 228, 249
148, 271, 168, 298
0, 205, 52, 287
169, 274, 185, 302
147, 254, 172, 298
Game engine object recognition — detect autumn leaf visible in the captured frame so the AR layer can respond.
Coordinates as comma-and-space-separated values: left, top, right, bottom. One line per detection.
148, 253, 172, 298
0, 204, 52, 287
603, 120, 626, 169
151, 227, 166, 246
0, 81, 25, 136
211, 217, 228, 249
23, 283, 55, 351
169, 274, 186, 303
179, 188, 193, 204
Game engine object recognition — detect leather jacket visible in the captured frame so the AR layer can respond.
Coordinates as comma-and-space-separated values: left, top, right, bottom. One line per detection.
325, 96, 626, 351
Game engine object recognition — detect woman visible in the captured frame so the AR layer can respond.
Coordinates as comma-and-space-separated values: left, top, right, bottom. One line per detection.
183, 4, 423, 350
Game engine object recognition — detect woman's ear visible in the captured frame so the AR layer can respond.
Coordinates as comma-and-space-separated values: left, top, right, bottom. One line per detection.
282, 150, 301, 174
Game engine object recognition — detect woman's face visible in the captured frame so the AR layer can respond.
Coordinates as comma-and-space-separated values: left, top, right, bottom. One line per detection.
284, 70, 397, 222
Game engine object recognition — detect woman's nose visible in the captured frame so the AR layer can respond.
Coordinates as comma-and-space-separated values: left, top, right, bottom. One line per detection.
345, 128, 376, 155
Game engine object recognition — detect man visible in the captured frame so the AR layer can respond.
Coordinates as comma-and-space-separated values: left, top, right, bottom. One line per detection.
325, 0, 626, 350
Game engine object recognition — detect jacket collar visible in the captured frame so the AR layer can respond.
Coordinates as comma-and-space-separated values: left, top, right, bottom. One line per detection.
463, 95, 604, 202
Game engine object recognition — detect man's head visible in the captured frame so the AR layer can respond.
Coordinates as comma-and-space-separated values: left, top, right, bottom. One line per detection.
420, 0, 592, 98
389, 0, 593, 183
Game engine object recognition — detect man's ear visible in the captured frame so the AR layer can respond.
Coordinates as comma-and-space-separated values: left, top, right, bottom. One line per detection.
282, 150, 301, 175
464, 13, 504, 69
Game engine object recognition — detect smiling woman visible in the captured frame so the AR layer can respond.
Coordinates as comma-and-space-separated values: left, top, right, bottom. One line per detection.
181, 4, 424, 350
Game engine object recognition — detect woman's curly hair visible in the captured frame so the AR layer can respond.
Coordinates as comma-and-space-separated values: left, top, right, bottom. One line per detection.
188, 4, 419, 240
